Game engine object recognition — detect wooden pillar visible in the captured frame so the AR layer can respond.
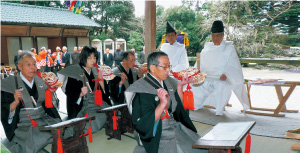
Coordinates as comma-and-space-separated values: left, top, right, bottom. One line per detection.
196, 53, 200, 70
144, 0, 156, 60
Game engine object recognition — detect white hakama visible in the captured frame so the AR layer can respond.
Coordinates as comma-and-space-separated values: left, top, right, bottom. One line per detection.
191, 40, 249, 115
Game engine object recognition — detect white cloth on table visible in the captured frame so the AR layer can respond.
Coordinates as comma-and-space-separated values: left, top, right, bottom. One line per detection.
190, 40, 249, 115
161, 41, 189, 72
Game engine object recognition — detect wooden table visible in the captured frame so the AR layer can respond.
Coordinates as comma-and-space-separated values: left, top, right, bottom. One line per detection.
40, 116, 95, 153
193, 121, 255, 152
97, 104, 134, 140
243, 80, 300, 117
285, 131, 300, 151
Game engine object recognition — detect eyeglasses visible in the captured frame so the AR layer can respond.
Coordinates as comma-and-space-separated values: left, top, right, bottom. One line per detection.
157, 65, 172, 70
127, 59, 135, 63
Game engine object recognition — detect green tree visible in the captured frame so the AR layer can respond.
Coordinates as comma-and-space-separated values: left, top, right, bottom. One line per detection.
7, 1, 65, 8
127, 32, 144, 51
156, 5, 209, 56
81, 1, 135, 40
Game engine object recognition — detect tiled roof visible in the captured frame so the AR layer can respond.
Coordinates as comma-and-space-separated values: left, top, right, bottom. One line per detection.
1, 2, 100, 27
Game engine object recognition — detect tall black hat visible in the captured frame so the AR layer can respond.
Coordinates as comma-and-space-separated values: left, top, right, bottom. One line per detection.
211, 20, 224, 33
166, 21, 176, 34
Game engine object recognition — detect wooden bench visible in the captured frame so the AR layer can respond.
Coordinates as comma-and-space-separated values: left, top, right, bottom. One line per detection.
243, 80, 300, 117
40, 116, 95, 153
193, 121, 255, 153
97, 104, 134, 140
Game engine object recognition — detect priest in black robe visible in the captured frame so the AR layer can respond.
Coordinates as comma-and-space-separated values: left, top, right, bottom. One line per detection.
110, 51, 144, 105
1, 51, 61, 153
125, 51, 208, 153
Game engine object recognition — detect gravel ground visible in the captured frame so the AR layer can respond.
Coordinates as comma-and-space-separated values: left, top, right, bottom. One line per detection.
230, 68, 300, 111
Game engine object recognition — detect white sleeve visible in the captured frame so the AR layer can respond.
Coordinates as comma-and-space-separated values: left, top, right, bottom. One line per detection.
76, 97, 82, 105
172, 47, 189, 72
58, 73, 67, 93
8, 107, 16, 124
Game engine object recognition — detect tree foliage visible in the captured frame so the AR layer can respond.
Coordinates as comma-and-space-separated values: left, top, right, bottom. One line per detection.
6, 1, 299, 56
7, 0, 65, 8
81, 1, 135, 41
201, 1, 299, 58
156, 5, 210, 56
127, 32, 144, 51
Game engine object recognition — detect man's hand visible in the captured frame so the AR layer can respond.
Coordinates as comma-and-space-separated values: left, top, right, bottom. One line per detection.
11, 89, 22, 112
61, 63, 65, 67
80, 87, 88, 97
119, 73, 127, 86
155, 88, 170, 122
13, 89, 22, 103
178, 74, 195, 87
220, 74, 227, 81
137, 67, 145, 78
176, 75, 195, 102
157, 88, 169, 107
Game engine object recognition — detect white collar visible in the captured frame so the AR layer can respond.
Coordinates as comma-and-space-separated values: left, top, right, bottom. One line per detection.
149, 73, 164, 88
169, 41, 178, 46
20, 72, 34, 89
82, 66, 91, 75
212, 40, 225, 47
120, 63, 129, 74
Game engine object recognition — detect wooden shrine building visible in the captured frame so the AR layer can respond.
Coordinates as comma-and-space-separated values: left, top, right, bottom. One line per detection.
1, 2, 100, 66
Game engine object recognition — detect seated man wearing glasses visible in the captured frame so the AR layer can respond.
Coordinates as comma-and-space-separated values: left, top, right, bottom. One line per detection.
125, 51, 207, 153
110, 51, 145, 105
161, 21, 189, 72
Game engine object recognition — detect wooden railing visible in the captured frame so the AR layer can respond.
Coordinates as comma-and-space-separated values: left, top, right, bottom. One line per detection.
239, 58, 300, 65
188, 57, 300, 65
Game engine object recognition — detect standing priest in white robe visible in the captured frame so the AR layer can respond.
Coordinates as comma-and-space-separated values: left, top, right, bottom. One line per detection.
161, 21, 189, 72
191, 20, 250, 115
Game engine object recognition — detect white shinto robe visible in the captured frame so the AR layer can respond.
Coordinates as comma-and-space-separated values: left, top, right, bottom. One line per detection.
161, 41, 189, 72
191, 40, 250, 115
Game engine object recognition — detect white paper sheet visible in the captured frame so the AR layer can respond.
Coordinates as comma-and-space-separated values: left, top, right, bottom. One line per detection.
201, 122, 253, 141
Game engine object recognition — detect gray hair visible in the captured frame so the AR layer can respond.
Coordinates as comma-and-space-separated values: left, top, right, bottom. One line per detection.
62, 46, 67, 50
41, 47, 46, 51
18, 51, 36, 64
147, 51, 168, 71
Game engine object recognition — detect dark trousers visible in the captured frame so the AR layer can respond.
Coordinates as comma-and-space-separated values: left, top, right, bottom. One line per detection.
40, 66, 46, 72
45, 66, 52, 72
15, 65, 20, 73
55, 64, 62, 75
115, 60, 122, 66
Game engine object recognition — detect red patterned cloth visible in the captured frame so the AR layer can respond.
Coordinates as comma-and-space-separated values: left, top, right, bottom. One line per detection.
40, 59, 46, 67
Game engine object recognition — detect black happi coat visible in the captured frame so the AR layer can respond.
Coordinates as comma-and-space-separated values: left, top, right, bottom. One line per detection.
131, 74, 197, 153
110, 64, 138, 105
